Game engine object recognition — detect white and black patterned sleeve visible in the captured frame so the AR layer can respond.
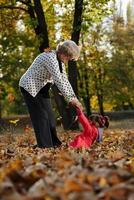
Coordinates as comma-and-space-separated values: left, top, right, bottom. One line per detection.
44, 54, 77, 102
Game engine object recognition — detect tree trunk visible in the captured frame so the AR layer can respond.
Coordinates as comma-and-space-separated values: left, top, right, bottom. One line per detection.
67, 0, 83, 129
27, 0, 49, 51
81, 34, 92, 116
69, 0, 83, 93
84, 85, 91, 116
95, 70, 104, 115
52, 85, 76, 130
78, 67, 91, 116
98, 69, 104, 115
0, 100, 2, 119
71, 0, 83, 43
33, 0, 49, 51
97, 93, 104, 115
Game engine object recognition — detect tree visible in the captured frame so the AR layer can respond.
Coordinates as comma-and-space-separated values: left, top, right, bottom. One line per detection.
0, 28, 39, 117
106, 17, 134, 110
77, 0, 113, 115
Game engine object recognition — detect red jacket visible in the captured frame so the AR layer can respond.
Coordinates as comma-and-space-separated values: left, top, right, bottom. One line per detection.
68, 108, 98, 149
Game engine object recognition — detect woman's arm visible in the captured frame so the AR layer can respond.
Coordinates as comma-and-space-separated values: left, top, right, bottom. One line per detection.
43, 53, 82, 110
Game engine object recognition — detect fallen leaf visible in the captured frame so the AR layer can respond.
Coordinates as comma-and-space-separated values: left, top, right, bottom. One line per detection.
28, 178, 47, 198
99, 177, 108, 188
106, 150, 125, 161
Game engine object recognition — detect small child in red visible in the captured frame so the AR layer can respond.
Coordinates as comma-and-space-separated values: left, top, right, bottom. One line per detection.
68, 108, 109, 149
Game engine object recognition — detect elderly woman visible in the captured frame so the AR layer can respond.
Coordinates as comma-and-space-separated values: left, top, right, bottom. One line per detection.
19, 40, 83, 148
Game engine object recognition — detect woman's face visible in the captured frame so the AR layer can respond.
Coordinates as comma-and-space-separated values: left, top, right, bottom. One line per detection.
59, 54, 70, 63
59, 53, 78, 63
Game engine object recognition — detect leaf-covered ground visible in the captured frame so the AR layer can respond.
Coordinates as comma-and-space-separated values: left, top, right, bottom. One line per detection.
0, 125, 134, 200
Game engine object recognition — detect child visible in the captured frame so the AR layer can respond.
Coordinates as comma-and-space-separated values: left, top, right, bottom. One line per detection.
68, 108, 109, 149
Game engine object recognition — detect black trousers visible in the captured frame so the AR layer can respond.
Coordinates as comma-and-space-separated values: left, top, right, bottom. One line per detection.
20, 84, 62, 148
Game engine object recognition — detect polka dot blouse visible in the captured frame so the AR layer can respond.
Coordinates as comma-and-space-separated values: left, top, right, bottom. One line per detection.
19, 50, 77, 102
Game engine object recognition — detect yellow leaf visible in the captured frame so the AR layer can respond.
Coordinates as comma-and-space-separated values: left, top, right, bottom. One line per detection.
7, 93, 15, 102
99, 177, 107, 187
108, 173, 121, 185
55, 151, 75, 169
107, 150, 125, 161
44, 47, 51, 52
44, 196, 53, 200
9, 119, 19, 124
64, 180, 83, 193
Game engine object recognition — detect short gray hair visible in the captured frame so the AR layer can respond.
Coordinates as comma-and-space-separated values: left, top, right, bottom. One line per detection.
57, 40, 80, 60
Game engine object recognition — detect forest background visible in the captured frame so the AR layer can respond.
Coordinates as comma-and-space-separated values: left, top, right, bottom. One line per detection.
0, 0, 134, 129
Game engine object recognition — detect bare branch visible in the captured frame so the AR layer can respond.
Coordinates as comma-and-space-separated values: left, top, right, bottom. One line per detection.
0, 5, 28, 12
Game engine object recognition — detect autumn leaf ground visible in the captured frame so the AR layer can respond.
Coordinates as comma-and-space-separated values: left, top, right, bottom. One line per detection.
0, 119, 134, 200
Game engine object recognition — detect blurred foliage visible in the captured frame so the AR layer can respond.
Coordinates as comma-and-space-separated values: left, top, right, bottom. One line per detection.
105, 19, 134, 110
0, 9, 39, 115
0, 0, 134, 117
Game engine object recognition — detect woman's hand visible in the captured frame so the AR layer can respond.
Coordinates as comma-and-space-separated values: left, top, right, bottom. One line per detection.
70, 98, 83, 111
